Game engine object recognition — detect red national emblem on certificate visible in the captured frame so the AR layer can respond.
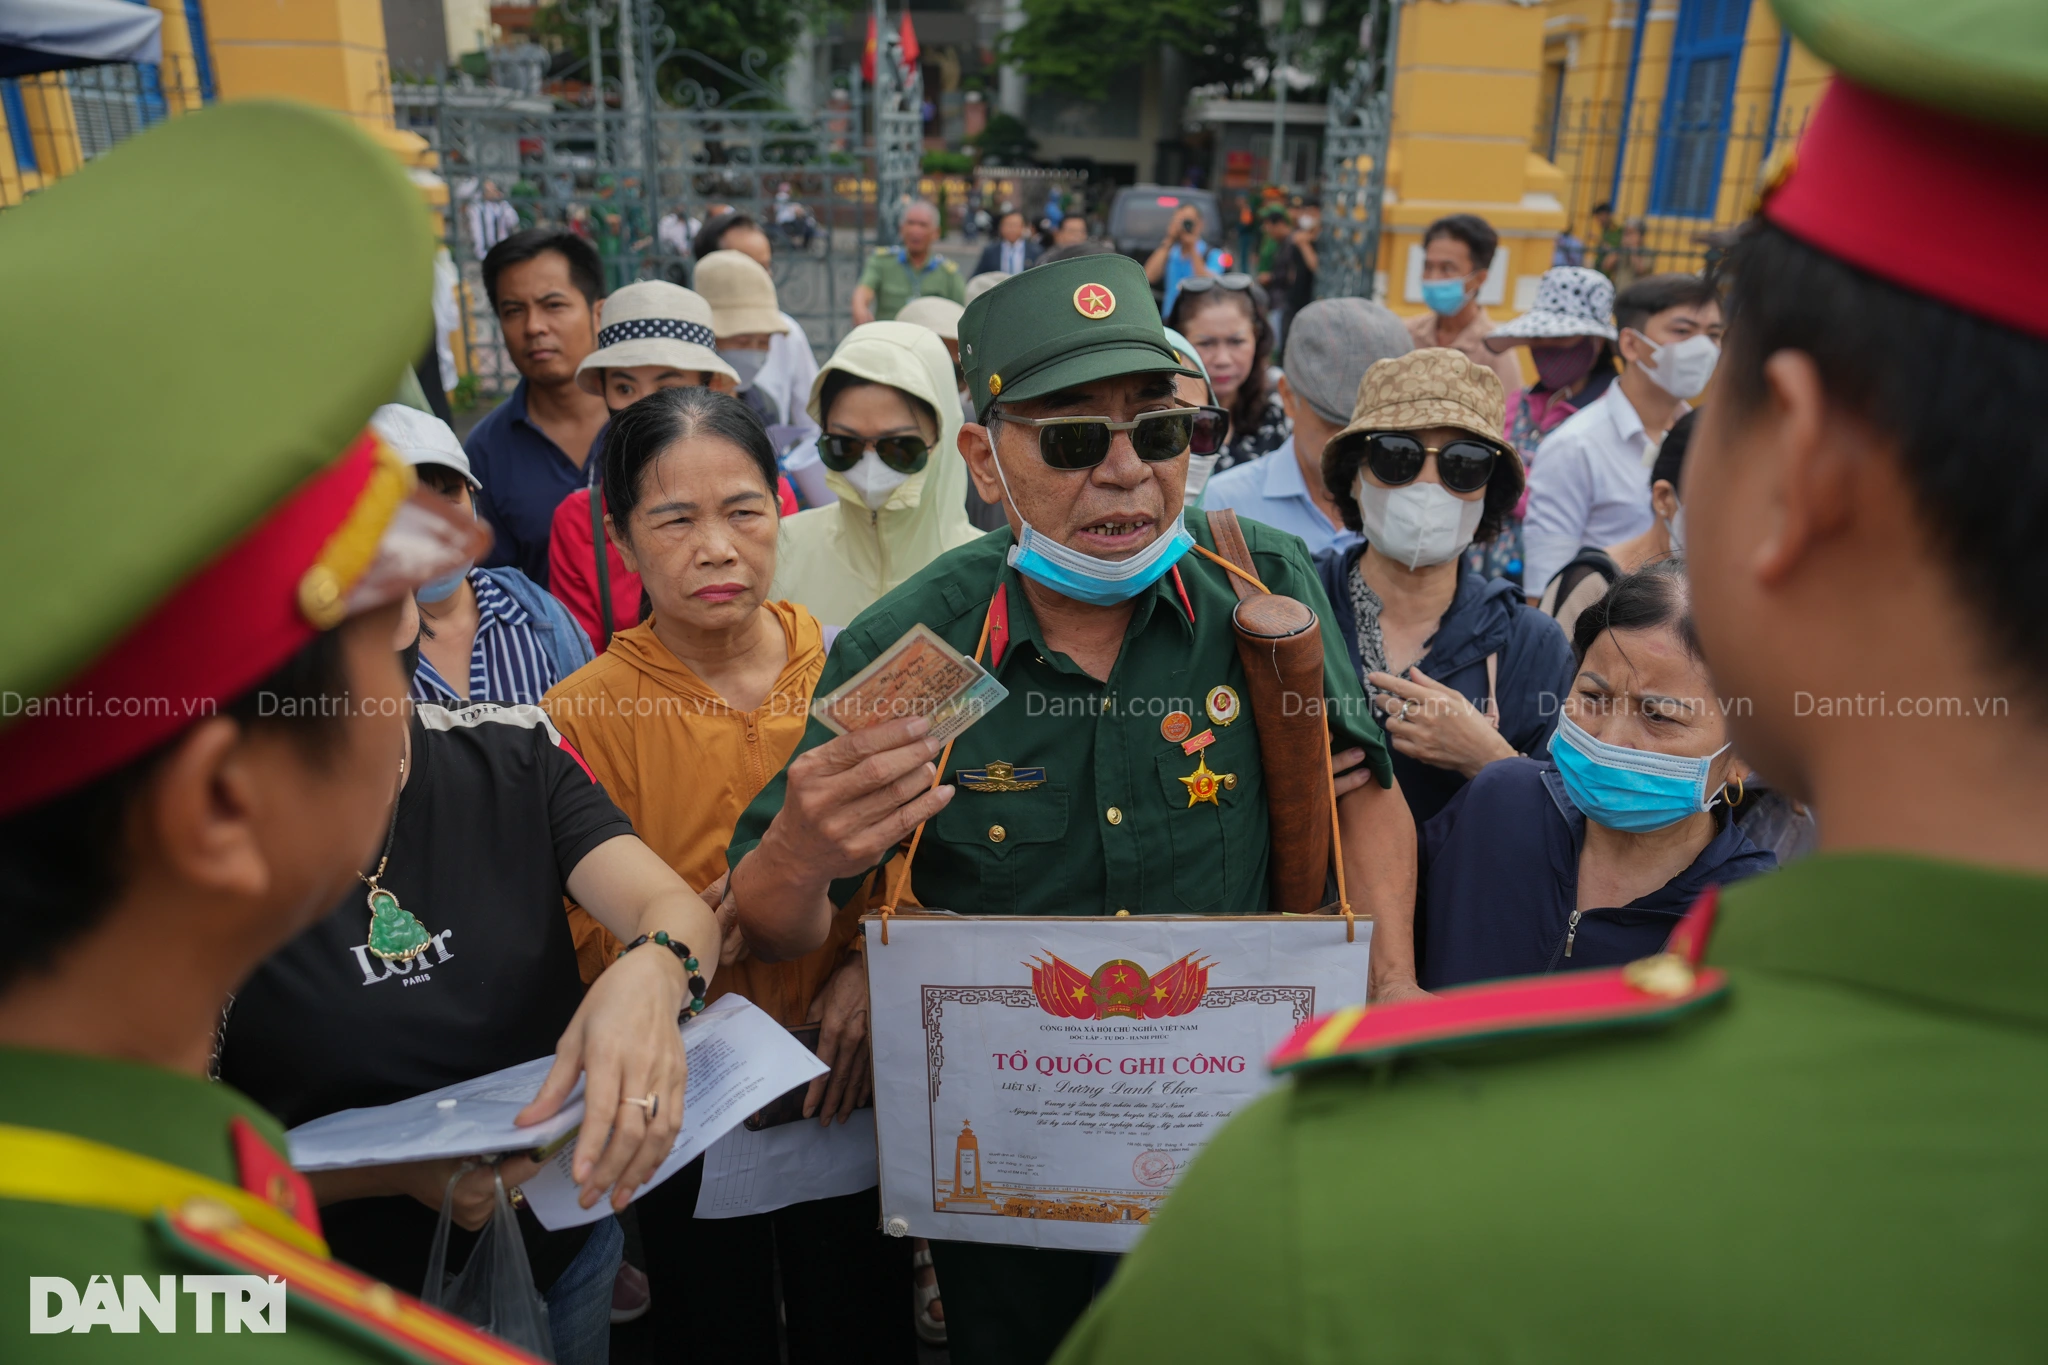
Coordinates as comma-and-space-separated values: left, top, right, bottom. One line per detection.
1027, 952, 1212, 1020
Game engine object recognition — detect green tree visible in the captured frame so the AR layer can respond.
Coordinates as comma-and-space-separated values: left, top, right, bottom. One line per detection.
534, 0, 846, 106
970, 112, 1037, 166
1000, 0, 1387, 103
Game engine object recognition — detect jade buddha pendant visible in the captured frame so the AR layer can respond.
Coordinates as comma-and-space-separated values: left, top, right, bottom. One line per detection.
365, 883, 431, 962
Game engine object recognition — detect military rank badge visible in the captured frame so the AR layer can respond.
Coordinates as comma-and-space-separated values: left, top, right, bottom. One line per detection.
959, 760, 1047, 793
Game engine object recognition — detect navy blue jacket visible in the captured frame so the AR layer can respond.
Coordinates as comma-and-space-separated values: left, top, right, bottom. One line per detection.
1417, 757, 1778, 989
1315, 546, 1577, 824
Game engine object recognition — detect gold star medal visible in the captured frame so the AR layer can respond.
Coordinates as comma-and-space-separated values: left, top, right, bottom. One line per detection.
1179, 754, 1237, 808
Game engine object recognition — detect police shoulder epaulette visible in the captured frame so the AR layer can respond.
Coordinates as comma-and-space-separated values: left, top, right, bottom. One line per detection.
156, 1199, 547, 1365
1269, 888, 1728, 1074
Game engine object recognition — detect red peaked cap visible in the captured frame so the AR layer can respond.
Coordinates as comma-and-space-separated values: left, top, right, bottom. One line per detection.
0, 437, 384, 820
1763, 78, 2048, 340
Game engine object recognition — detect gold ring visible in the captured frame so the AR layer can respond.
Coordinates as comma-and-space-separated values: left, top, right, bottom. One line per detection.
508, 1186, 527, 1209
622, 1092, 659, 1119
1401, 699, 1417, 719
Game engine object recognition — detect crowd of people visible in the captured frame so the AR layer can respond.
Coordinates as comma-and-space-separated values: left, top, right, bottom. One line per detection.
7, 2, 2044, 1357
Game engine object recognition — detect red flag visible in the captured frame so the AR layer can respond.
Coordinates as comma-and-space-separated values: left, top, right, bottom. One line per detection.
1141, 954, 1212, 1019
1029, 955, 1096, 1019
898, 11, 920, 71
861, 11, 878, 84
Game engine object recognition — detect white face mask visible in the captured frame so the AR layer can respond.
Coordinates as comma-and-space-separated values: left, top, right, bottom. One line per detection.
842, 449, 910, 511
1632, 330, 1719, 399
719, 348, 766, 390
1667, 502, 1686, 556
1354, 476, 1486, 571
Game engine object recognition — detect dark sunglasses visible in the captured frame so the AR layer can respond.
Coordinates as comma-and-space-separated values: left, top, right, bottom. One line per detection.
1351, 431, 1503, 495
1176, 272, 1270, 309
817, 432, 931, 475
995, 405, 1229, 471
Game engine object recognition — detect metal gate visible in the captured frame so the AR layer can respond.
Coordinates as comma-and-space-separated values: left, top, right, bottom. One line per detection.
400, 1, 926, 397
1315, 0, 1396, 303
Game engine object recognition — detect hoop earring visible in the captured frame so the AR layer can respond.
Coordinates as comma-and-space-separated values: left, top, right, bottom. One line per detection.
1725, 772, 1745, 806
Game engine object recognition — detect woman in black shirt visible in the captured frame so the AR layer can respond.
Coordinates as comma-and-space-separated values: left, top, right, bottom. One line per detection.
220, 595, 723, 1365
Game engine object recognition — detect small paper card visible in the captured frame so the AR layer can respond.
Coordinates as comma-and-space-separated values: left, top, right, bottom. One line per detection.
812, 623, 1007, 746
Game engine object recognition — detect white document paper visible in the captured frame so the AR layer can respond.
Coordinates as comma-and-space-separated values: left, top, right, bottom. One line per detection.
693, 1109, 880, 1220
520, 997, 828, 1230
864, 915, 1372, 1254
288, 1059, 584, 1173
286, 996, 826, 1231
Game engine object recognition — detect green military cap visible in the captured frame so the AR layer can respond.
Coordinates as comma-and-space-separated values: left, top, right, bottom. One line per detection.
1771, 0, 2048, 134
0, 101, 444, 814
958, 254, 1198, 420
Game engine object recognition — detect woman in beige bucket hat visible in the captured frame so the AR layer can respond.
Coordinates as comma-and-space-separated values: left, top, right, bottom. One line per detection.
1311, 346, 1578, 826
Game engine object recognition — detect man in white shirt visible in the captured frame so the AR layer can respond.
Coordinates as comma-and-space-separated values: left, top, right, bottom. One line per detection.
1520, 273, 1723, 598
465, 179, 520, 260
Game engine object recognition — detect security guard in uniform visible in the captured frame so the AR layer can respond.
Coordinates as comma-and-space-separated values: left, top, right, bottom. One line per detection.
853, 200, 966, 323
1051, 0, 2048, 1359
0, 105, 531, 1361
727, 254, 1417, 1364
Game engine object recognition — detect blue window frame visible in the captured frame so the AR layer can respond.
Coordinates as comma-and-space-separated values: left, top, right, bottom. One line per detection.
183, 0, 217, 99
1650, 0, 1751, 217
1, 81, 36, 173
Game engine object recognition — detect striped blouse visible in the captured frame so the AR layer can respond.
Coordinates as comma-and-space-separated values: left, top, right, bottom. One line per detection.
410, 570, 562, 707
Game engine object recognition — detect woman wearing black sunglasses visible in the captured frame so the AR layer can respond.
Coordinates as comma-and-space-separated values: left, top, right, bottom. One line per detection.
1166, 274, 1290, 476
772, 322, 981, 628
1314, 348, 1578, 828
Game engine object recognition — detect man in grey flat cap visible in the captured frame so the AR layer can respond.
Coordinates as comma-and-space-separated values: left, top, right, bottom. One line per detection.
1200, 298, 1412, 557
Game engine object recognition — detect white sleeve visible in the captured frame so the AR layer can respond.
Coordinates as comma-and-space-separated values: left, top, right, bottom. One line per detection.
1521, 432, 1595, 594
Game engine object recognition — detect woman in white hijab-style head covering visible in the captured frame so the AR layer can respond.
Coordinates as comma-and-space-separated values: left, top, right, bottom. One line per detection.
769, 322, 980, 628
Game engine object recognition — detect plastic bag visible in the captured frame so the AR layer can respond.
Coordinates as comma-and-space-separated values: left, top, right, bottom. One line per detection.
422, 1164, 556, 1361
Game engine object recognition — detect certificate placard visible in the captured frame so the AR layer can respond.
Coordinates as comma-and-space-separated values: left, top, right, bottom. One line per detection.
862, 915, 1372, 1252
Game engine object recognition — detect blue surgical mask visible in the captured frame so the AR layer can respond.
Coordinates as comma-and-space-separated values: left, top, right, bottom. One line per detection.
1420, 277, 1470, 317
987, 434, 1194, 606
1550, 715, 1730, 833
418, 562, 471, 603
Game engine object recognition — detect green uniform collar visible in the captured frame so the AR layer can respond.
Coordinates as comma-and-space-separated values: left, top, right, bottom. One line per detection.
1713, 852, 2048, 1029
0, 1046, 287, 1184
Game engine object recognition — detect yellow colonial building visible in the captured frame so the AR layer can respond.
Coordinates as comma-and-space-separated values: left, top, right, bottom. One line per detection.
1374, 0, 1830, 324
1, 0, 401, 206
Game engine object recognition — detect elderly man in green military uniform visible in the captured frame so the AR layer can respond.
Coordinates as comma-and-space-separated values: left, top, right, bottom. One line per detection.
727, 255, 1417, 1363
852, 199, 967, 323
1049, 0, 2048, 1359
0, 106, 541, 1362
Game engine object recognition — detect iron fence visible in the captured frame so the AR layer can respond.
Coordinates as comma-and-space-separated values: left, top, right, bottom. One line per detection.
1, 56, 207, 206
400, 8, 921, 398
1540, 95, 1809, 276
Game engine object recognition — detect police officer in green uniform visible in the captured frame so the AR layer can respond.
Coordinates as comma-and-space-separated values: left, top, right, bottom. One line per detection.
0, 104, 539, 1362
853, 199, 967, 323
727, 255, 1418, 1363
1050, 0, 2048, 1358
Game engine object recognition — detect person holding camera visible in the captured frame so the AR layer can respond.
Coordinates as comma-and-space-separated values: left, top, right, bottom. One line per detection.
1144, 203, 1229, 316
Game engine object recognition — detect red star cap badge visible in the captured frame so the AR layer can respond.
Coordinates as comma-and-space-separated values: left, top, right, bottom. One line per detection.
1073, 283, 1116, 320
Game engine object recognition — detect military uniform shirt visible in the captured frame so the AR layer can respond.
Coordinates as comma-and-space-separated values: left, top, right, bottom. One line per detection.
729, 512, 1392, 916
857, 247, 966, 322
1052, 853, 2048, 1363
0, 1049, 425, 1360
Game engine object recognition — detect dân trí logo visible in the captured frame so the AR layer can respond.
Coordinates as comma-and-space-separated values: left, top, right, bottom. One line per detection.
29, 1274, 286, 1333
1027, 953, 1211, 1020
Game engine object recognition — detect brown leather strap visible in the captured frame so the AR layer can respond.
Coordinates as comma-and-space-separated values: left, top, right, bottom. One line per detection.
1204, 508, 1263, 604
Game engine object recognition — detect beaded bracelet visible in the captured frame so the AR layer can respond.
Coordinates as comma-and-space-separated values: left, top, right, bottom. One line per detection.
617, 931, 709, 1017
